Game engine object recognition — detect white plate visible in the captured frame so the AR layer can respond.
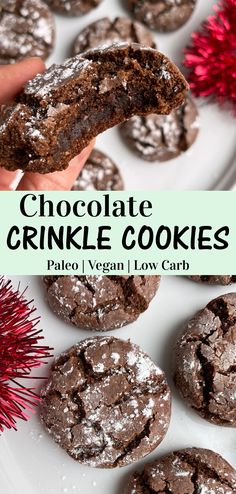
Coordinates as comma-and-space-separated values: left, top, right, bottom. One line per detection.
1, 1, 236, 492
0, 275, 236, 494
42, 0, 236, 191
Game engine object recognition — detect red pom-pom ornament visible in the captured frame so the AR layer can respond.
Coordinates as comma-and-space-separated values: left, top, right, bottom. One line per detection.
184, 0, 236, 112
0, 277, 51, 431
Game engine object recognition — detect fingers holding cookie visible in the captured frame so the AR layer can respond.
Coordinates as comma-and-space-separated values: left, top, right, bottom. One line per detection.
0, 57, 45, 104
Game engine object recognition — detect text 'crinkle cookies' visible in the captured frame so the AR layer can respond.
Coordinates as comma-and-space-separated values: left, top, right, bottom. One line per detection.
43, 275, 160, 331
124, 448, 236, 493
0, 43, 189, 173
174, 292, 236, 426
40, 336, 171, 468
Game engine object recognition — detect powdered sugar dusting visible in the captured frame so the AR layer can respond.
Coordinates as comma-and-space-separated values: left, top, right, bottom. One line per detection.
111, 352, 120, 364
127, 350, 163, 382
24, 56, 92, 98
121, 95, 199, 162
41, 336, 170, 467
72, 150, 123, 192
0, 0, 54, 63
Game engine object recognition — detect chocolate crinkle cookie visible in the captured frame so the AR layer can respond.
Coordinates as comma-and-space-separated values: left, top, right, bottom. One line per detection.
174, 292, 236, 426
0, 43, 188, 174
189, 275, 236, 285
45, 0, 102, 16
120, 95, 199, 162
72, 149, 124, 191
0, 0, 55, 64
43, 275, 160, 331
125, 448, 236, 493
40, 336, 171, 468
72, 16, 156, 56
127, 0, 197, 32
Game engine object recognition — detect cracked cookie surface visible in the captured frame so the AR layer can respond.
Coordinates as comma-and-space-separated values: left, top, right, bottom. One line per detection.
189, 275, 236, 286
174, 293, 236, 426
0, 43, 188, 174
0, 0, 55, 64
71, 149, 124, 191
125, 448, 236, 493
43, 275, 160, 331
46, 0, 102, 16
40, 336, 171, 468
120, 95, 199, 162
72, 16, 156, 56
126, 0, 197, 32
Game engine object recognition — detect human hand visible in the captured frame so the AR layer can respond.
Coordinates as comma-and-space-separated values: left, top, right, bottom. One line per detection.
0, 58, 94, 191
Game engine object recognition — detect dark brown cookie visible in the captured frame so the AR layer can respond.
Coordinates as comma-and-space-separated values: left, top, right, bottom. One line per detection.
120, 95, 199, 162
0, 0, 55, 64
127, 0, 197, 32
46, 0, 102, 16
125, 448, 236, 493
174, 292, 236, 426
72, 149, 124, 191
189, 276, 236, 285
43, 275, 160, 331
72, 16, 156, 56
0, 43, 189, 174
40, 336, 171, 468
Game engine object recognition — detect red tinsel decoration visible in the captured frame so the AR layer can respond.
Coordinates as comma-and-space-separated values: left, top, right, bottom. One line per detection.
0, 277, 51, 432
184, 0, 236, 112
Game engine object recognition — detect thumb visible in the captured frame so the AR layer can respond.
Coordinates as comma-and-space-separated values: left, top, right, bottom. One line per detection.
0, 58, 45, 104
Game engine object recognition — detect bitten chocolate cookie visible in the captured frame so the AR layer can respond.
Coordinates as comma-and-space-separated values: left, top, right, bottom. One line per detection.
41, 336, 171, 468
127, 0, 197, 32
0, 0, 55, 64
120, 95, 199, 162
174, 293, 236, 426
43, 275, 160, 331
72, 16, 156, 56
189, 276, 236, 285
125, 448, 236, 493
46, 0, 102, 16
0, 43, 189, 174
72, 149, 124, 191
